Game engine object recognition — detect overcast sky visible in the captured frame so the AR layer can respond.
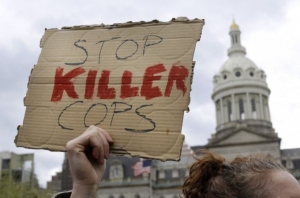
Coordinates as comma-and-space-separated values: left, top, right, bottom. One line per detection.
1, 0, 300, 188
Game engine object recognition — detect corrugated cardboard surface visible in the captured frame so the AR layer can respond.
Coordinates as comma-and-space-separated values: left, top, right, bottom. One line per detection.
15, 17, 204, 161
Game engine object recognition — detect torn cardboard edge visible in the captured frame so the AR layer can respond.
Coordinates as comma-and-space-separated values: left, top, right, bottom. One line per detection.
16, 17, 205, 161
58, 17, 204, 30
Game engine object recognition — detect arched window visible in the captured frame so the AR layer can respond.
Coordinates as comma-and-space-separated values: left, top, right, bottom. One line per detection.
251, 99, 257, 119
227, 101, 232, 122
115, 167, 119, 175
110, 166, 118, 178
239, 99, 245, 120
109, 160, 123, 180
158, 169, 165, 179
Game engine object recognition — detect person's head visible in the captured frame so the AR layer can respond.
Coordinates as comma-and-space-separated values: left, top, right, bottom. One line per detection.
183, 151, 300, 198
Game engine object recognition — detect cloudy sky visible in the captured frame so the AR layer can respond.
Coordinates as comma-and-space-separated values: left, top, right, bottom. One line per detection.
1, 0, 300, 188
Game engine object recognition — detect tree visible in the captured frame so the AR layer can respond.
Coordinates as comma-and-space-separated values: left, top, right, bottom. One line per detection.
0, 174, 51, 198
0, 174, 22, 198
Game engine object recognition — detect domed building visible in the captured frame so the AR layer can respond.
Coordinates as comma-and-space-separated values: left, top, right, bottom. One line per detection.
192, 21, 300, 183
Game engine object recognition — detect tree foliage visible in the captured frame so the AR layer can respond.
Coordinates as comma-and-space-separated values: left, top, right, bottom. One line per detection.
0, 174, 51, 198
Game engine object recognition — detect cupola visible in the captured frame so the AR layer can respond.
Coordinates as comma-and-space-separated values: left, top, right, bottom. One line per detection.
212, 21, 272, 133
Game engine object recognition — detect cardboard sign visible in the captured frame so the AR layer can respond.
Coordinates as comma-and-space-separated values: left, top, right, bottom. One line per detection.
15, 18, 204, 161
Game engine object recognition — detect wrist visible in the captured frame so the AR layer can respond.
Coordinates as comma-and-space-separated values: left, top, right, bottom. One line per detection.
71, 183, 98, 198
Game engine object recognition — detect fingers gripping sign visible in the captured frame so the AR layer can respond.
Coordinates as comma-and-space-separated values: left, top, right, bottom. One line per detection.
66, 126, 113, 197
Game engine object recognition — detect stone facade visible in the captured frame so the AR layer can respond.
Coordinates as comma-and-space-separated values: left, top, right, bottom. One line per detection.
281, 148, 300, 184
192, 21, 300, 184
96, 144, 193, 198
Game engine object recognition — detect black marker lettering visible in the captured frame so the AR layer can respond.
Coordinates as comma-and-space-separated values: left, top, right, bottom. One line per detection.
143, 35, 163, 56
58, 101, 83, 130
84, 103, 108, 127
116, 39, 138, 60
110, 102, 132, 126
96, 37, 120, 64
125, 104, 156, 133
65, 40, 88, 66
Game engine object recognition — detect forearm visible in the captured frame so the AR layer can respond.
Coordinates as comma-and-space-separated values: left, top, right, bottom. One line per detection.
70, 184, 98, 198
65, 126, 111, 198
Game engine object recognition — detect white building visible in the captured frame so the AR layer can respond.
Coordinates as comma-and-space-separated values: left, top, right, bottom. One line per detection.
192, 21, 300, 183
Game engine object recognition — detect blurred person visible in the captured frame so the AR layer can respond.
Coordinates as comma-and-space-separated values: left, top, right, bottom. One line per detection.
183, 152, 300, 198
53, 126, 300, 198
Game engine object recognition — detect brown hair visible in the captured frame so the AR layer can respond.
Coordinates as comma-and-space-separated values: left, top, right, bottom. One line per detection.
182, 151, 286, 198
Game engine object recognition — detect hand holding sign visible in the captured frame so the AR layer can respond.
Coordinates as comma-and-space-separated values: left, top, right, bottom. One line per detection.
66, 125, 112, 197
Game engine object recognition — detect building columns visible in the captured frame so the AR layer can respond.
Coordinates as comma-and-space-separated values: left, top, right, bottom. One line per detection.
259, 94, 264, 119
216, 101, 220, 125
246, 92, 251, 119
231, 94, 236, 120
220, 98, 224, 124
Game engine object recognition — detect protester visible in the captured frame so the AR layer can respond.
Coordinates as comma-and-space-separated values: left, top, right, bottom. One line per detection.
183, 152, 300, 198
53, 126, 300, 198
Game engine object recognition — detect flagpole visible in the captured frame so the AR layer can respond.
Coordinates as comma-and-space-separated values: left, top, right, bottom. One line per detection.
133, 159, 153, 198
149, 162, 153, 198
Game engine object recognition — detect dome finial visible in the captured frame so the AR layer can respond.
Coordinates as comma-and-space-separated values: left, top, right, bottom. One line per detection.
228, 18, 246, 56
230, 17, 239, 30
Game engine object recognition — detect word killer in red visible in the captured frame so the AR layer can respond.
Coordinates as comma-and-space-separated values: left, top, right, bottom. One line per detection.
51, 63, 189, 102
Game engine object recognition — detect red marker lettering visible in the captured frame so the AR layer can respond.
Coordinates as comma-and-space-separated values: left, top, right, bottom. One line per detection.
165, 64, 189, 97
51, 67, 85, 102
120, 71, 139, 99
97, 70, 116, 99
141, 64, 166, 100
84, 70, 98, 99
